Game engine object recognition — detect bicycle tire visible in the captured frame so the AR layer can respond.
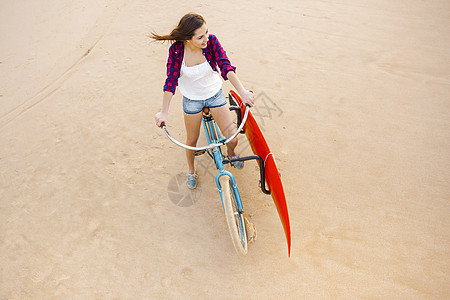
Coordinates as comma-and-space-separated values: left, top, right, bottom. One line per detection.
219, 176, 248, 255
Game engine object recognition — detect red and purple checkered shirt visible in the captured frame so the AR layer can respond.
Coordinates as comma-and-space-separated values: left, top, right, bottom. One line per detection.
163, 34, 236, 95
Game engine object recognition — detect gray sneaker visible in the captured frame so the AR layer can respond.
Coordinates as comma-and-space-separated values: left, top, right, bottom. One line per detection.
186, 173, 198, 189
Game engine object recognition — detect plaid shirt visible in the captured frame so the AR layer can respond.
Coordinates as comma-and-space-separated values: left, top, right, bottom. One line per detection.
163, 34, 236, 94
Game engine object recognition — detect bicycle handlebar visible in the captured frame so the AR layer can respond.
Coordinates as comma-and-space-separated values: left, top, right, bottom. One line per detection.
160, 104, 250, 151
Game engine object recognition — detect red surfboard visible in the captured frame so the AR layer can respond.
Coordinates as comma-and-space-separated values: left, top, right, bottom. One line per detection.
230, 90, 291, 257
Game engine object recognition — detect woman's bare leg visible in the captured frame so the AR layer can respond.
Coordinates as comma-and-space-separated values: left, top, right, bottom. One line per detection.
184, 112, 203, 173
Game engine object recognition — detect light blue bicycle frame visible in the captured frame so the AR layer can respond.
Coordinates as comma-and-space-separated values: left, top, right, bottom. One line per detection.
201, 115, 244, 214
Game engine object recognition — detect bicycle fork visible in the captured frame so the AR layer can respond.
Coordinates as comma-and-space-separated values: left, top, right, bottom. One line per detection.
216, 172, 244, 213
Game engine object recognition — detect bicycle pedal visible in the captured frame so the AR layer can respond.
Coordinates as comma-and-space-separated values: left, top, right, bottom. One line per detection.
194, 150, 206, 156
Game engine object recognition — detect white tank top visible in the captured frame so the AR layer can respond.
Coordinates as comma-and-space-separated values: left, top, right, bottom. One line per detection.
178, 59, 222, 100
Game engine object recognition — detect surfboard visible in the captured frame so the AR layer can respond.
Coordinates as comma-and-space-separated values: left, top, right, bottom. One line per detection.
229, 90, 291, 257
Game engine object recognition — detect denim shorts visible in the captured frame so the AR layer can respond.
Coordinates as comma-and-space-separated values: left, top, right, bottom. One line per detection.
182, 89, 227, 114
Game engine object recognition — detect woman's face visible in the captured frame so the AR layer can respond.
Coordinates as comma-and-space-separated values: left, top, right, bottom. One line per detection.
188, 23, 208, 49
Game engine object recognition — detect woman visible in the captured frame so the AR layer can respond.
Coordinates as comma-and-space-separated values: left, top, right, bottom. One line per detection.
152, 13, 254, 189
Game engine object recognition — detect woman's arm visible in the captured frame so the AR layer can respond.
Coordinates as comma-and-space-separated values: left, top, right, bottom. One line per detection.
208, 35, 254, 106
155, 91, 174, 127
227, 71, 255, 107
156, 44, 182, 127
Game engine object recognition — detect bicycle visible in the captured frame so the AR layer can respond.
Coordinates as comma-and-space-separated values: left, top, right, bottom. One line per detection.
161, 90, 270, 255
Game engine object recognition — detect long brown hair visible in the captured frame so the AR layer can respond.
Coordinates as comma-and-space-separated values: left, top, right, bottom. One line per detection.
150, 13, 205, 43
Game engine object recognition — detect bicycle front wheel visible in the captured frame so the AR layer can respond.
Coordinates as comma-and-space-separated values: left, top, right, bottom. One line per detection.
219, 176, 248, 255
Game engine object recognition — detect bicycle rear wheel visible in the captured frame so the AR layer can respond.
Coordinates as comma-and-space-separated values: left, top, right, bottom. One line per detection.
219, 176, 248, 255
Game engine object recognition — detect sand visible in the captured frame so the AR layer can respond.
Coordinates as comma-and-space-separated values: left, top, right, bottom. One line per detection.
1, 0, 449, 298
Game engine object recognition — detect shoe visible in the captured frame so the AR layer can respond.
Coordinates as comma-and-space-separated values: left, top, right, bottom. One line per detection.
230, 155, 244, 169
186, 173, 198, 189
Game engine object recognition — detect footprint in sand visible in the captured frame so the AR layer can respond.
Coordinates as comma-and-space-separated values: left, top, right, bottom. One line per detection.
244, 216, 257, 244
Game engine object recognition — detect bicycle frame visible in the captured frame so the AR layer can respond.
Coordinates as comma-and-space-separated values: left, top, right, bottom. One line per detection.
161, 103, 271, 195
201, 112, 244, 213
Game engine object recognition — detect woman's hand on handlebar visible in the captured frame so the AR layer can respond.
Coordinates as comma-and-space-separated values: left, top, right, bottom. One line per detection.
240, 90, 255, 107
155, 111, 167, 127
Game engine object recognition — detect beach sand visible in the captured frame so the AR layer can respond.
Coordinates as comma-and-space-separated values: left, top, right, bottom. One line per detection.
1, 0, 449, 298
